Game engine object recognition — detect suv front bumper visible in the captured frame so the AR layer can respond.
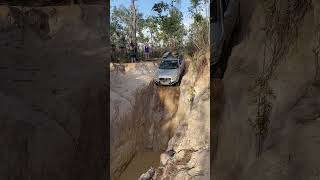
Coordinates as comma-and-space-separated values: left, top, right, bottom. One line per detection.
154, 78, 178, 86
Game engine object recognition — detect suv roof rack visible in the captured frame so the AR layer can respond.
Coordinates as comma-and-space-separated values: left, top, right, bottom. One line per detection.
163, 52, 171, 58
163, 51, 181, 58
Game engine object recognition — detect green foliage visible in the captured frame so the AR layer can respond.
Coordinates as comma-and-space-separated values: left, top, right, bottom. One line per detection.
186, 16, 208, 52
189, 0, 208, 16
110, 6, 131, 47
111, 0, 211, 61
185, 0, 209, 53
190, 0, 201, 8
145, 16, 158, 33
193, 13, 204, 23
136, 13, 147, 43
152, 1, 186, 50
152, 1, 169, 15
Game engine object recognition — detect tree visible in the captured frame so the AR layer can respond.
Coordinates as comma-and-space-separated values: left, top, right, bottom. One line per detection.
145, 16, 158, 46
130, 0, 137, 44
152, 1, 186, 50
187, 0, 209, 50
111, 3, 145, 44
111, 1, 148, 62
136, 13, 147, 44
110, 6, 131, 46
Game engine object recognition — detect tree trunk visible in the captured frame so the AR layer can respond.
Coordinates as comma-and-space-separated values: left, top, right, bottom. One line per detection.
150, 32, 153, 57
131, 0, 137, 45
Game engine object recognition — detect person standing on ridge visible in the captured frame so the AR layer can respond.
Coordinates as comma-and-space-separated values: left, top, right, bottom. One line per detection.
129, 42, 136, 63
144, 44, 150, 60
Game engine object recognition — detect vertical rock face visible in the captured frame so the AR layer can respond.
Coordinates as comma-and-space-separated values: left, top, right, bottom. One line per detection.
0, 4, 107, 180
213, 0, 320, 180
110, 62, 180, 180
140, 51, 211, 180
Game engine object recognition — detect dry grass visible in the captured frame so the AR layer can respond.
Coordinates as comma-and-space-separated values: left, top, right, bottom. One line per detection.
190, 48, 210, 77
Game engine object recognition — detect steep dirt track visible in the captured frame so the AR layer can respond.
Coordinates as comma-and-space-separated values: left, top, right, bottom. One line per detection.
138, 50, 210, 180
109, 56, 210, 180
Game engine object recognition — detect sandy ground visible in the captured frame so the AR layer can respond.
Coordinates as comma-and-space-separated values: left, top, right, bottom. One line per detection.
135, 51, 210, 180
110, 61, 189, 179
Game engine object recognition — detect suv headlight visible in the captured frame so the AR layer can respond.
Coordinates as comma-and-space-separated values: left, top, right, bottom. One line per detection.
172, 75, 179, 81
154, 74, 159, 81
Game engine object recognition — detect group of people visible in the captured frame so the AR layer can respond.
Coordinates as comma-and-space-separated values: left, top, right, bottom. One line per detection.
129, 42, 150, 63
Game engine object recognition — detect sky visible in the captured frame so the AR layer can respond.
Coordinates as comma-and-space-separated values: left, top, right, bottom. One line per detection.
110, 0, 194, 29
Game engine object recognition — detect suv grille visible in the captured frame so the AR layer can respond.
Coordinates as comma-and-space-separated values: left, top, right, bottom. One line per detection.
159, 78, 171, 82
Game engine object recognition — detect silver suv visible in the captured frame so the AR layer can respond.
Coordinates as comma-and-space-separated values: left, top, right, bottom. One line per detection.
211, 0, 240, 78
154, 52, 185, 86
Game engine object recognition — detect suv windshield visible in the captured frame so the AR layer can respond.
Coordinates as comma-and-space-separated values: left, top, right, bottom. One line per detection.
159, 60, 179, 69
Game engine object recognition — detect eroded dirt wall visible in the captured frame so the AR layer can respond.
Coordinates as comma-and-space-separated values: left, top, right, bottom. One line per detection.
138, 50, 210, 180
213, 0, 320, 180
0, 4, 108, 180
110, 63, 180, 180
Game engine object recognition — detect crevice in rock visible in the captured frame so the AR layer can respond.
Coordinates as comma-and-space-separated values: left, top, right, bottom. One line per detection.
110, 63, 181, 180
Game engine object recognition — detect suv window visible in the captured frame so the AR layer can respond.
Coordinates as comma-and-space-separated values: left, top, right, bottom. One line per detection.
159, 60, 179, 69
